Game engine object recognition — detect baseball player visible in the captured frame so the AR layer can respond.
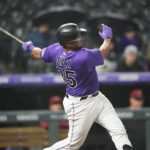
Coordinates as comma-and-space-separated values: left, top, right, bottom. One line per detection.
22, 23, 133, 150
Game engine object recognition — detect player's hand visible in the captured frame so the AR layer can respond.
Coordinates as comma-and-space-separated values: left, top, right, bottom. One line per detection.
22, 41, 35, 53
98, 24, 113, 40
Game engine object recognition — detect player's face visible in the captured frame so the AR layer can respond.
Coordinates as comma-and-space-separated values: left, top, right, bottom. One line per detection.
38, 24, 49, 33
130, 98, 144, 109
66, 40, 83, 50
125, 31, 136, 39
49, 103, 62, 111
125, 53, 137, 66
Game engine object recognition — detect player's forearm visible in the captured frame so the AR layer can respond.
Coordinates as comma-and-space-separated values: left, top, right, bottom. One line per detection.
98, 24, 113, 59
99, 39, 111, 59
31, 48, 41, 59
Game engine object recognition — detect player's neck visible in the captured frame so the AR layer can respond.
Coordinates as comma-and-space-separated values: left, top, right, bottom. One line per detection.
64, 49, 72, 53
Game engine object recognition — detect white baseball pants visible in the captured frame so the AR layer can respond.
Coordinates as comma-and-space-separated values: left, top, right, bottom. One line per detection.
44, 91, 132, 150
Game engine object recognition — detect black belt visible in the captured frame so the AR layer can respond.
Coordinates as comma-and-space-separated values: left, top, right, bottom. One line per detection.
66, 91, 99, 101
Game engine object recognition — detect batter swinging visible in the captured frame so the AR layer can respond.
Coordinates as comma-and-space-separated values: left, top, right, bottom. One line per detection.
22, 23, 133, 150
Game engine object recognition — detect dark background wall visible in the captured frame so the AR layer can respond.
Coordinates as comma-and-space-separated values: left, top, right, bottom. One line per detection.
0, 83, 149, 110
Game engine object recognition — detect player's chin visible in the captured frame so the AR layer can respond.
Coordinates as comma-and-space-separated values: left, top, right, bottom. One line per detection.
73, 42, 84, 50
72, 45, 83, 50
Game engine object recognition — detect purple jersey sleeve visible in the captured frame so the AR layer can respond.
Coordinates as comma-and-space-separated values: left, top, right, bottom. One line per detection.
40, 43, 60, 63
86, 49, 104, 67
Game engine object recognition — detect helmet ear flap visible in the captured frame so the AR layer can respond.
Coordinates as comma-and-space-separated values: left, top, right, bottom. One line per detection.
59, 41, 66, 48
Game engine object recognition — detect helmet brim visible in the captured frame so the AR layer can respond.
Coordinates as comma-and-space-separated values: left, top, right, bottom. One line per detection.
68, 28, 87, 43
80, 28, 87, 38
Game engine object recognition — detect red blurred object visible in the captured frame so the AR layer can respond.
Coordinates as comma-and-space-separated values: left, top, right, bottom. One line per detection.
130, 89, 144, 99
59, 121, 69, 127
49, 96, 62, 105
40, 121, 69, 129
40, 122, 49, 128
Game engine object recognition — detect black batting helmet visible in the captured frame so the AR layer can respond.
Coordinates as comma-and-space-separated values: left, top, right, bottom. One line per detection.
56, 23, 87, 46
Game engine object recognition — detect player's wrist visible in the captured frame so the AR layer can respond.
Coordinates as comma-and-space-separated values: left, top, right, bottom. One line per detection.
104, 39, 111, 42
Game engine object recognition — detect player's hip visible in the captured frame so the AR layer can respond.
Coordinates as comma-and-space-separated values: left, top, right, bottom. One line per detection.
63, 91, 103, 119
65, 90, 99, 101
63, 90, 102, 114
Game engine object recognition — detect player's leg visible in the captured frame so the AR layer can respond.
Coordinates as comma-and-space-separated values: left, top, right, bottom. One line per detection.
43, 96, 99, 150
95, 92, 132, 150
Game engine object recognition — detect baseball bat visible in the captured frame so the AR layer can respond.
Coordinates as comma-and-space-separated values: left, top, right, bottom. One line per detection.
98, 24, 103, 32
0, 26, 24, 44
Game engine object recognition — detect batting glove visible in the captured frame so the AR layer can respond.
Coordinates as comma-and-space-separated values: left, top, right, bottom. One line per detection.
22, 41, 35, 53
98, 24, 113, 40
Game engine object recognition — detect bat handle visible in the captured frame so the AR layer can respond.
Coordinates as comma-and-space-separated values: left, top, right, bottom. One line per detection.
15, 38, 24, 44
98, 24, 103, 33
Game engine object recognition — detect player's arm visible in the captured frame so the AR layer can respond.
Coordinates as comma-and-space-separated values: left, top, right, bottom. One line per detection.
31, 48, 41, 59
22, 41, 42, 59
99, 39, 111, 59
98, 24, 113, 59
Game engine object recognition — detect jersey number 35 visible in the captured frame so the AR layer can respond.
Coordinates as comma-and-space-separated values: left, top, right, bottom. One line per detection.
56, 67, 77, 88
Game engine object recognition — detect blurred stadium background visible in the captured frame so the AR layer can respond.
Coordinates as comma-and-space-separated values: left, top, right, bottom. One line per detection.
0, 0, 150, 150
